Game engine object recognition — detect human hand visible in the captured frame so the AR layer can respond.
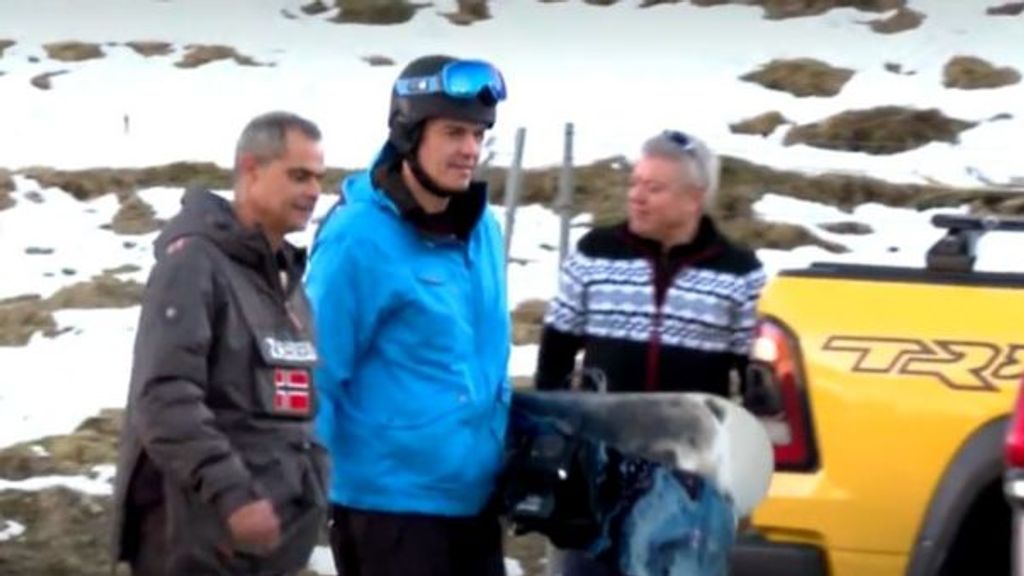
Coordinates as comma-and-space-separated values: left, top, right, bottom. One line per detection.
227, 499, 280, 554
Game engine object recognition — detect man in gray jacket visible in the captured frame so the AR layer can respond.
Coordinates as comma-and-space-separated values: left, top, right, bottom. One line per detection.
111, 111, 328, 576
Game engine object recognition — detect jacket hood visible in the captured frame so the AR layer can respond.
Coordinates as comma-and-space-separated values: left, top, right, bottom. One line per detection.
340, 142, 399, 207
155, 188, 306, 282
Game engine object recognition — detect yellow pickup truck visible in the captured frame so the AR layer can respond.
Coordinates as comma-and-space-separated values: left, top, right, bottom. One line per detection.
730, 214, 1020, 576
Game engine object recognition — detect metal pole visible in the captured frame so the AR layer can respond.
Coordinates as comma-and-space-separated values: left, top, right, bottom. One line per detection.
555, 122, 575, 266
503, 127, 526, 261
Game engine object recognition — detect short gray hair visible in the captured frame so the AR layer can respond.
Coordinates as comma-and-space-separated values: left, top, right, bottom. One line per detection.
234, 111, 321, 177
641, 130, 720, 207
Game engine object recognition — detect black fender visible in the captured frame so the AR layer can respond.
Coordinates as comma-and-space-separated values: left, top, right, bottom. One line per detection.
905, 416, 1008, 576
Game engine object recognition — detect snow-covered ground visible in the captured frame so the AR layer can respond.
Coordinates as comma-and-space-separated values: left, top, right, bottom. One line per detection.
0, 0, 1021, 184
2, 1, 1022, 573
0, 464, 116, 496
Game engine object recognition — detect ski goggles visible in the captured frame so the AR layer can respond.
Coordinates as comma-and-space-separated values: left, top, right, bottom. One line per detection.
394, 59, 508, 102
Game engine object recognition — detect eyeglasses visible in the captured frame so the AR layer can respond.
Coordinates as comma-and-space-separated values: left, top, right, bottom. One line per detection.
660, 129, 708, 189
662, 130, 697, 151
394, 59, 508, 103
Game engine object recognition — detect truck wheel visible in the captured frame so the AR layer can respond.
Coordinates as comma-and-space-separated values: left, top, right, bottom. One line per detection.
939, 480, 1010, 576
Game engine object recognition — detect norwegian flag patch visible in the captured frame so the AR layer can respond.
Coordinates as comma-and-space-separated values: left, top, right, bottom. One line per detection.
273, 368, 311, 416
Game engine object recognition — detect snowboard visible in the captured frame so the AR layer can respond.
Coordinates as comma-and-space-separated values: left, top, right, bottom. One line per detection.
508, 390, 774, 519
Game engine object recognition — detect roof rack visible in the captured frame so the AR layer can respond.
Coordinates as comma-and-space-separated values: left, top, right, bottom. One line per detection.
926, 213, 1024, 273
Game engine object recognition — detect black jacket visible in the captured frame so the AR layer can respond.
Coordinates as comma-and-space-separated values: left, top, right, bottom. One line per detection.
111, 189, 327, 574
535, 217, 765, 396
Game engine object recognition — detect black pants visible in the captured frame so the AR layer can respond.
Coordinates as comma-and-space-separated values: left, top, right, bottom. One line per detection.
129, 500, 170, 576
328, 505, 506, 576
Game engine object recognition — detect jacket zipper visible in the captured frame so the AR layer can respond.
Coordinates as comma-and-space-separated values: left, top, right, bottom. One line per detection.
646, 254, 668, 391
645, 247, 722, 391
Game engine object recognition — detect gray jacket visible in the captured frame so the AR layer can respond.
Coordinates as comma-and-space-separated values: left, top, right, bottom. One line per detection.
111, 189, 327, 575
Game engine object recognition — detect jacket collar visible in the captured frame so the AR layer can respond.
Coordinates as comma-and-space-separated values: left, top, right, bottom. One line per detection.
156, 188, 307, 295
619, 215, 724, 261
371, 156, 487, 241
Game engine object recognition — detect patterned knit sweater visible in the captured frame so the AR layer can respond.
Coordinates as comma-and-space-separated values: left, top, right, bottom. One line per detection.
535, 217, 765, 395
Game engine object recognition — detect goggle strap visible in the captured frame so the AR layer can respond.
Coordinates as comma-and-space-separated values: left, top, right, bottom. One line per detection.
395, 76, 443, 96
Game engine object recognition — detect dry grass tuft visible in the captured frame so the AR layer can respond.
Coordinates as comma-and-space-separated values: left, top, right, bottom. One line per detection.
741, 58, 854, 97
43, 41, 104, 62
943, 55, 1022, 90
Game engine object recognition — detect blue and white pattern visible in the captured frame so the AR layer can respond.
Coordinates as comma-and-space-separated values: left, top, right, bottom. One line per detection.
546, 250, 766, 355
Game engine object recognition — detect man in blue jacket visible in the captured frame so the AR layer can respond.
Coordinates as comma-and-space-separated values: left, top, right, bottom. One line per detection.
305, 55, 511, 576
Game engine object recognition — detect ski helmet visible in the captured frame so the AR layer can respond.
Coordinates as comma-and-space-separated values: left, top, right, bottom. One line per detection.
387, 54, 506, 157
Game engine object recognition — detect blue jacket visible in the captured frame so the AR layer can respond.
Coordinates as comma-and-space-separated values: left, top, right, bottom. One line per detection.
305, 149, 511, 517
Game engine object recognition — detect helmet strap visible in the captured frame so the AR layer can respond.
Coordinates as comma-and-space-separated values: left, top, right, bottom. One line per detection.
402, 125, 464, 200
407, 153, 459, 199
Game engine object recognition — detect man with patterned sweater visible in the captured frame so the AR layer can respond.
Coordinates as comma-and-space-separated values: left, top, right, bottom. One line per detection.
535, 129, 765, 398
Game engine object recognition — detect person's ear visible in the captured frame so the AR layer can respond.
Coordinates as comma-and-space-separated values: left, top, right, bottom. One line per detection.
237, 154, 260, 180
686, 187, 705, 213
